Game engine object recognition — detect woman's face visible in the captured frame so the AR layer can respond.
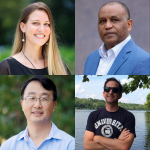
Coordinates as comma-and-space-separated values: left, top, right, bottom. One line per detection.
20, 10, 50, 47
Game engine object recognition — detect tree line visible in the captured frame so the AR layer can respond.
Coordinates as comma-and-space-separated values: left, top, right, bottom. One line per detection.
75, 97, 146, 110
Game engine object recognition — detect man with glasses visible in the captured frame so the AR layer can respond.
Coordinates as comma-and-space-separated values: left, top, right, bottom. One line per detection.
1, 76, 75, 150
84, 77, 136, 150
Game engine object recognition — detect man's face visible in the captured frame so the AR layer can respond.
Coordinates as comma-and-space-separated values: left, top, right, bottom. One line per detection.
103, 81, 122, 104
21, 81, 56, 124
98, 4, 132, 50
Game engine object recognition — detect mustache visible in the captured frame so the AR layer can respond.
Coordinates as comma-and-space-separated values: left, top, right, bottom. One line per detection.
104, 32, 116, 35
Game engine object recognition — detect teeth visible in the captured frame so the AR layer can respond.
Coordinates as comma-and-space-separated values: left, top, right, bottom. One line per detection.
35, 35, 44, 38
34, 112, 42, 114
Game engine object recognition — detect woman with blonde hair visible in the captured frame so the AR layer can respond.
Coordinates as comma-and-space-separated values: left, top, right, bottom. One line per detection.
0, 2, 70, 75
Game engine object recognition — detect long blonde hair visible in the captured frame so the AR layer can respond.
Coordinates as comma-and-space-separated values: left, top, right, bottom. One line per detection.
11, 2, 68, 75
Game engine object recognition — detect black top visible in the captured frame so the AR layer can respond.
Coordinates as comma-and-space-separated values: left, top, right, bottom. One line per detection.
86, 107, 136, 139
0, 57, 71, 75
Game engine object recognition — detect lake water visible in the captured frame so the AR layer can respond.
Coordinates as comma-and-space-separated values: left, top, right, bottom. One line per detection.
75, 109, 150, 150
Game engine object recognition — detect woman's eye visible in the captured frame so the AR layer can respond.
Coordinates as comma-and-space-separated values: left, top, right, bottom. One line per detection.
33, 22, 38, 25
45, 23, 50, 26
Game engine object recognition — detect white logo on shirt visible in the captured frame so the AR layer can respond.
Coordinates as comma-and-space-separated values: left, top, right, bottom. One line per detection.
101, 125, 113, 137
94, 118, 123, 132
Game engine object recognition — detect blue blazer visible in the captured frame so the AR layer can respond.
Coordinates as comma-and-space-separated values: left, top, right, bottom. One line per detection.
84, 39, 150, 75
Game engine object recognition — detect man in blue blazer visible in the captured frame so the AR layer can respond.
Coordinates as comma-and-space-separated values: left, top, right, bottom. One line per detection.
84, 1, 150, 75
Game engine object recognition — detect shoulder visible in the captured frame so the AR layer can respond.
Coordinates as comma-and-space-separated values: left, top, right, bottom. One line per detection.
57, 129, 75, 149
59, 129, 75, 141
0, 57, 13, 75
1, 131, 24, 150
128, 39, 149, 57
119, 107, 135, 119
86, 49, 100, 61
84, 49, 101, 74
51, 122, 75, 149
88, 108, 105, 120
0, 57, 15, 65
90, 108, 103, 115
133, 45, 149, 57
0, 57, 12, 63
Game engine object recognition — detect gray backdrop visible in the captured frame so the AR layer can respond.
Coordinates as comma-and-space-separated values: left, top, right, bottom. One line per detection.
75, 0, 150, 74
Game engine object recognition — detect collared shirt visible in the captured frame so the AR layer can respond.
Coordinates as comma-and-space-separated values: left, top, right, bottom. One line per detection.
96, 35, 131, 75
0, 122, 75, 150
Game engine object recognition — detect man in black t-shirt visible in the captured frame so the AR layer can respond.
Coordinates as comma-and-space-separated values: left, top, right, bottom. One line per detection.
84, 77, 136, 150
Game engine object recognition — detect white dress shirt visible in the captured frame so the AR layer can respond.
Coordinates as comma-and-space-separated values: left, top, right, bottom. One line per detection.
96, 35, 131, 75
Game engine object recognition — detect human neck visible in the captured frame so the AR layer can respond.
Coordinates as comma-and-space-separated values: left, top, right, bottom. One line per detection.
105, 44, 115, 50
23, 42, 43, 61
105, 103, 119, 112
27, 121, 52, 147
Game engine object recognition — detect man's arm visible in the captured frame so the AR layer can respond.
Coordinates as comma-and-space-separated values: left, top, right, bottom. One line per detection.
84, 130, 109, 150
93, 133, 134, 150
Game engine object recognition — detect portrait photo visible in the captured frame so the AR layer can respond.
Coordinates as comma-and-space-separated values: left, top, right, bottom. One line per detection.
0, 75, 75, 150
0, 0, 75, 75
75, 0, 150, 75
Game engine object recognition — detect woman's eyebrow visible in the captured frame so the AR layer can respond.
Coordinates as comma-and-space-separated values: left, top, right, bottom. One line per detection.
31, 19, 50, 22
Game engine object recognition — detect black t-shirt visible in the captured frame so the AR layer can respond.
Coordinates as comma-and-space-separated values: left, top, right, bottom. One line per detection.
86, 107, 136, 139
0, 57, 71, 75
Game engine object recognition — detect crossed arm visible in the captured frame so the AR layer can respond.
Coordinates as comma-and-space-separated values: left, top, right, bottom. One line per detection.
84, 129, 134, 150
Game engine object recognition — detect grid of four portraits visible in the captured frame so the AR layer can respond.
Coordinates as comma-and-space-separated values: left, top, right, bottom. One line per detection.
0, 0, 150, 150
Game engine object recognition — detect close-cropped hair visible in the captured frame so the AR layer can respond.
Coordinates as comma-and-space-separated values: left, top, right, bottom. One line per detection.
11, 2, 68, 75
21, 75, 57, 101
104, 77, 123, 93
99, 1, 130, 20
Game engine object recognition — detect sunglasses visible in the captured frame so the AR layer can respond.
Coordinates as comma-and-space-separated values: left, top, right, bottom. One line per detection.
104, 87, 120, 93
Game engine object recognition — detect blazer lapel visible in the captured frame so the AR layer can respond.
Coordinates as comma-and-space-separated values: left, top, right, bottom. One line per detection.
107, 39, 135, 75
91, 52, 101, 74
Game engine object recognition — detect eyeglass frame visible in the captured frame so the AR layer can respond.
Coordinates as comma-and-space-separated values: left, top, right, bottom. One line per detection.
104, 86, 120, 93
23, 96, 53, 104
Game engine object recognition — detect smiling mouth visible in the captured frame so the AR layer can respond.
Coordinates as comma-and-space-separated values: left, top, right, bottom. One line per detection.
32, 111, 43, 116
107, 95, 114, 98
34, 34, 45, 38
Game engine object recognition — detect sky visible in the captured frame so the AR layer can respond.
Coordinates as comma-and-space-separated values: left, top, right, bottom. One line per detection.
75, 75, 150, 105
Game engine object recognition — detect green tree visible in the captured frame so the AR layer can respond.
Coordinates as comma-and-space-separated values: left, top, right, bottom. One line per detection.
145, 93, 150, 110
82, 75, 150, 94
75, 97, 145, 110
123, 75, 150, 94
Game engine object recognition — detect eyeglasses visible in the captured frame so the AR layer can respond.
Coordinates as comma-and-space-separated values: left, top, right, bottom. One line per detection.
104, 87, 120, 93
23, 96, 53, 104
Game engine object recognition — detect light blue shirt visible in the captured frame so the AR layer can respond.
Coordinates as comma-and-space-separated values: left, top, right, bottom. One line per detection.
0, 122, 75, 150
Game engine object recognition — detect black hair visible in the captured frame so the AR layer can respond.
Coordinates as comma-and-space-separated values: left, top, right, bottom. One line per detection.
21, 75, 57, 101
104, 77, 123, 93
99, 1, 130, 20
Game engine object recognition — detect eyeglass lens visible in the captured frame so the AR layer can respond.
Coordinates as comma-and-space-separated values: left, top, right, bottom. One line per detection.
104, 87, 119, 93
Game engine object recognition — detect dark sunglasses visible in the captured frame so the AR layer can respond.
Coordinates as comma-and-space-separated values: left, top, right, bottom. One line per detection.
104, 87, 120, 93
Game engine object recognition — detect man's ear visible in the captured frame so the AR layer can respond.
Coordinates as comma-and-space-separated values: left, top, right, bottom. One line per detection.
127, 19, 133, 32
103, 92, 105, 98
52, 101, 57, 112
20, 22, 26, 32
21, 100, 23, 110
119, 93, 122, 99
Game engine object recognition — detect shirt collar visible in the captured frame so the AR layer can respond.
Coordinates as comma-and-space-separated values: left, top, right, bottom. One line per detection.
99, 35, 131, 58
17, 122, 62, 141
